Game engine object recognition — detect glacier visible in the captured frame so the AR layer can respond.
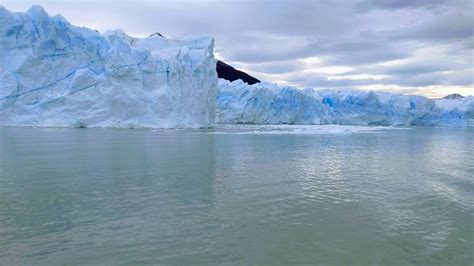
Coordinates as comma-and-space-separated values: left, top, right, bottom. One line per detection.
217, 79, 474, 127
0, 6, 217, 128
1, 5, 472, 129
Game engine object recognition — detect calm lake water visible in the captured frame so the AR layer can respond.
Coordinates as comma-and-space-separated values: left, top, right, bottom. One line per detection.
0, 125, 473, 265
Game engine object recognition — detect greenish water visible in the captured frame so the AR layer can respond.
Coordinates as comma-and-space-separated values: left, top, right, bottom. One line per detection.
0, 125, 473, 265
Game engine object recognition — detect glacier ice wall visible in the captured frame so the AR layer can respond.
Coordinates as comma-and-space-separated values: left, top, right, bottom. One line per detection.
0, 6, 217, 128
217, 79, 474, 127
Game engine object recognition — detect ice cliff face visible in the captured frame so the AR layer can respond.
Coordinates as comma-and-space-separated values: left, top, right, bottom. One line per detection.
1, 6, 471, 129
0, 6, 217, 128
217, 79, 474, 127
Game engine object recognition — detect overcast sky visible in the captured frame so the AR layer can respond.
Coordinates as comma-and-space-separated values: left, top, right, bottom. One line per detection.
2, 0, 473, 98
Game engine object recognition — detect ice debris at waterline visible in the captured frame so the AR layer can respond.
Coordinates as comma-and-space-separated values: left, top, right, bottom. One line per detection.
0, 6, 217, 128
217, 79, 474, 127
197, 124, 403, 135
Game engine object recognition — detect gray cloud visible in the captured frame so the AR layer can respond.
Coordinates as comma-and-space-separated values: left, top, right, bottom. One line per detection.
317, 41, 412, 65
288, 76, 378, 89
1, 0, 473, 97
244, 61, 304, 75
356, 0, 453, 11
397, 10, 474, 41
340, 58, 469, 77
289, 68, 474, 89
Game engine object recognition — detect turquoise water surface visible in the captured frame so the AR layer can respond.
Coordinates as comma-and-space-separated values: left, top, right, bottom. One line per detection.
0, 125, 473, 265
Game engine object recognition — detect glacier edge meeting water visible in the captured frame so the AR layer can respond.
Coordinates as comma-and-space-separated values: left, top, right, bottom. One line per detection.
0, 5, 217, 129
1, 5, 473, 129
216, 79, 474, 127
0, 4, 473, 266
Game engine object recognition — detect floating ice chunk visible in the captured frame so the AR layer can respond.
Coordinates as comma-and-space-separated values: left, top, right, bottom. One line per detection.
200, 124, 405, 135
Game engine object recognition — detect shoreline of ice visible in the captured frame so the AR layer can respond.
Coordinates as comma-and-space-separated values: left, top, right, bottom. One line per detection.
197, 124, 411, 135
217, 79, 474, 127
1, 5, 472, 130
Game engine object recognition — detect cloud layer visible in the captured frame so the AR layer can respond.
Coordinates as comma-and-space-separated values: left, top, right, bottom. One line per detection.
2, 0, 473, 97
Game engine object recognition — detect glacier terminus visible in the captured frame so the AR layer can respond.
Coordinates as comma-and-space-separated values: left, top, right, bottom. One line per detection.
0, 6, 217, 128
217, 80, 474, 127
0, 5, 472, 128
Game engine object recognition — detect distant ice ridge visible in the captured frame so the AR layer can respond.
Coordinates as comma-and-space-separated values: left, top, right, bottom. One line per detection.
217, 79, 474, 127
0, 6, 217, 128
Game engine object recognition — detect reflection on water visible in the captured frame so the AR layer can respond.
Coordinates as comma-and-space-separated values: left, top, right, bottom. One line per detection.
0, 126, 473, 265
